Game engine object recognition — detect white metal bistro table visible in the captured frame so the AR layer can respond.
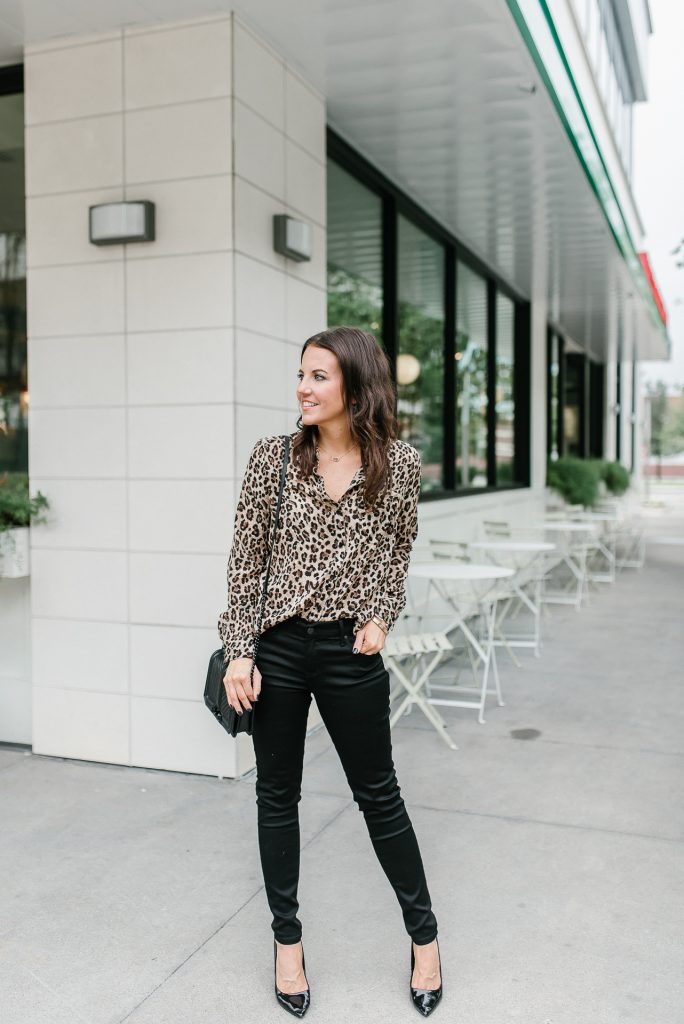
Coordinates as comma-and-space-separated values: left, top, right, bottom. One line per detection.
535, 520, 597, 609
573, 512, 618, 583
407, 562, 515, 723
468, 540, 556, 658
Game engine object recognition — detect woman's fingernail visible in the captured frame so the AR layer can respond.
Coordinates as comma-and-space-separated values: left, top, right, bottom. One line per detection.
352, 647, 359, 654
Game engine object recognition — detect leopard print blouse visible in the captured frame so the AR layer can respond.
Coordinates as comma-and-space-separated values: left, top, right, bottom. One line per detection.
217, 430, 421, 664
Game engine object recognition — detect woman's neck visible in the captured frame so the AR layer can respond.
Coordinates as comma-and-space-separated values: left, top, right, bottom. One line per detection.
315, 424, 357, 459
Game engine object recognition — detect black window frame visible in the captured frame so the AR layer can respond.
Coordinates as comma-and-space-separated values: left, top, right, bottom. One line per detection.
327, 129, 531, 501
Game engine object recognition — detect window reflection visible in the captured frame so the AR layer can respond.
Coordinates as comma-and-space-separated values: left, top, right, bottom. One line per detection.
456, 263, 487, 487
326, 160, 383, 342
397, 216, 444, 492
495, 292, 515, 483
0, 89, 27, 474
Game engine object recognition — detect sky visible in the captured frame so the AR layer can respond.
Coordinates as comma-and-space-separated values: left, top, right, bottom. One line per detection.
633, 0, 684, 391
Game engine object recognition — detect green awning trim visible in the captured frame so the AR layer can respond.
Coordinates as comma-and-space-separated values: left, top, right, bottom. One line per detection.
506, 0, 670, 353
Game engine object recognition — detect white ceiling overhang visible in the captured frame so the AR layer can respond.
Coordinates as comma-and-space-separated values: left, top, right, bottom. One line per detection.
0, 0, 669, 362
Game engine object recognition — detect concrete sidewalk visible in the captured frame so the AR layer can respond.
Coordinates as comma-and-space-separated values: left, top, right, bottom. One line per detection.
2, 492, 683, 1024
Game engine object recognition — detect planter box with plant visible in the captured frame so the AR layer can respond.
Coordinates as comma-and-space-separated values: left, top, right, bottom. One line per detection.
0, 473, 50, 579
546, 457, 631, 508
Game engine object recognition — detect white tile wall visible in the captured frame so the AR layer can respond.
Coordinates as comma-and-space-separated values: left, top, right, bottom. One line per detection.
129, 553, 224, 628
19, 12, 327, 776
123, 19, 231, 109
130, 624, 216, 700
130, 695, 235, 776
33, 688, 129, 763
26, 188, 123, 267
30, 549, 128, 621
127, 404, 234, 479
0, 678, 32, 744
26, 116, 123, 196
125, 99, 232, 184
235, 330, 289, 410
233, 20, 285, 131
29, 479, 127, 550
285, 70, 326, 159
28, 408, 126, 478
235, 405, 290, 477
32, 618, 129, 692
285, 276, 327, 343
28, 262, 125, 337
233, 100, 285, 199
27, 335, 126, 407
286, 140, 326, 226
234, 177, 287, 270
125, 252, 233, 332
126, 328, 233, 405
128, 480, 234, 553
24, 38, 123, 124
234, 254, 286, 338
124, 176, 232, 260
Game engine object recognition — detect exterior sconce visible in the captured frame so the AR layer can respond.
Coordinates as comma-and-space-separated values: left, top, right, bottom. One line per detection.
396, 353, 421, 386
89, 201, 155, 245
273, 215, 312, 262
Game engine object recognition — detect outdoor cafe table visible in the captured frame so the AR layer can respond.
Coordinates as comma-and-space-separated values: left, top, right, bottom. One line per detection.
534, 520, 598, 608
468, 540, 556, 658
572, 512, 618, 582
406, 561, 515, 723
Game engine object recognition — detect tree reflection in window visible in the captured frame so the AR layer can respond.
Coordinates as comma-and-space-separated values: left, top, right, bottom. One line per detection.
397, 217, 444, 492
495, 292, 515, 484
326, 160, 383, 340
456, 263, 488, 487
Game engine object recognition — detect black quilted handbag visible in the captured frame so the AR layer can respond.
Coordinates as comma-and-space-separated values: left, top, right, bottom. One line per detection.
204, 434, 290, 738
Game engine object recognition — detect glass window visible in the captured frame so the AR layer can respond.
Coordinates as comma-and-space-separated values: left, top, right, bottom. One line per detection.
564, 354, 585, 457
549, 332, 560, 461
397, 216, 444, 492
495, 293, 515, 483
326, 159, 383, 342
0, 87, 27, 474
456, 263, 488, 488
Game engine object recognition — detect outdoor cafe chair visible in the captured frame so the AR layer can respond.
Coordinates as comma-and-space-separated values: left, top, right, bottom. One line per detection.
385, 630, 458, 750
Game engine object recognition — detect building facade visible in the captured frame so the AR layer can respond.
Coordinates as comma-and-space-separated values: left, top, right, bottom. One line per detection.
0, 0, 668, 777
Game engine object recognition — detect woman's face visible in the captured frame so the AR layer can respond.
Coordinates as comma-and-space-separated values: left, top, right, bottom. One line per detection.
296, 345, 348, 427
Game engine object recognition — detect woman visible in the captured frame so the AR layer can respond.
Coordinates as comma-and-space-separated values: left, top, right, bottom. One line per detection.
218, 326, 442, 1018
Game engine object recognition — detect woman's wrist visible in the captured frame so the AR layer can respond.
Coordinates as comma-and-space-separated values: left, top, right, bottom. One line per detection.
371, 614, 389, 634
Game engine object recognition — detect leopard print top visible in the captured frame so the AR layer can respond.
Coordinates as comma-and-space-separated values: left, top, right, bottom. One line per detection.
217, 430, 422, 664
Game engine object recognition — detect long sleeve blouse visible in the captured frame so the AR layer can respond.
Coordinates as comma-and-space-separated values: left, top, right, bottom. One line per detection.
217, 431, 421, 665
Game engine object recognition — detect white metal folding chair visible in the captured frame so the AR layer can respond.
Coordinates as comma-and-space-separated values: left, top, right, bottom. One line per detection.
385, 631, 458, 750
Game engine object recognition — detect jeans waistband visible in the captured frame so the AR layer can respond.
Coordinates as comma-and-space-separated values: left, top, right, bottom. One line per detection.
281, 616, 356, 638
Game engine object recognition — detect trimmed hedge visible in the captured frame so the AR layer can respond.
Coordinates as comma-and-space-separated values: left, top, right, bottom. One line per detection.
546, 457, 631, 507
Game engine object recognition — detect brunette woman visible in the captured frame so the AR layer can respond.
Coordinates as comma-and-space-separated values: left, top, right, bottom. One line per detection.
218, 327, 442, 1018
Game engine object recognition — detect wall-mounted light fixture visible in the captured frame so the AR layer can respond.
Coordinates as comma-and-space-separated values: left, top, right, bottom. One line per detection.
89, 201, 155, 246
396, 353, 421, 386
273, 214, 312, 262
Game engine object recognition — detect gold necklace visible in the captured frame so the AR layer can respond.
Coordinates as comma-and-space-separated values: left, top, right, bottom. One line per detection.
315, 442, 357, 463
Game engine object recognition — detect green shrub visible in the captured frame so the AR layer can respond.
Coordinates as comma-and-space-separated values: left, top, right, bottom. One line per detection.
546, 457, 601, 507
0, 473, 50, 533
600, 460, 630, 496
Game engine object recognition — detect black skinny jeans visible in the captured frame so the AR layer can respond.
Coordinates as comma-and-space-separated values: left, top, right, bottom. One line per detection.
252, 615, 438, 946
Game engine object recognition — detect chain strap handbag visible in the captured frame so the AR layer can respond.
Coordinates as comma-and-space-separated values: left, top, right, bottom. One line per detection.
204, 434, 290, 738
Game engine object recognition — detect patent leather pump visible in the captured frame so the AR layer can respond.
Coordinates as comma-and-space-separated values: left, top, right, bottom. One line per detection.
410, 939, 443, 1017
274, 939, 310, 1018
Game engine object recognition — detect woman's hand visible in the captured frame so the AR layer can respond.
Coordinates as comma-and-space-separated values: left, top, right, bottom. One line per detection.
354, 620, 387, 655
223, 658, 262, 713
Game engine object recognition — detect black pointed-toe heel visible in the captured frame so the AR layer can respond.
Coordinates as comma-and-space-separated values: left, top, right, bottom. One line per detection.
274, 939, 310, 1018
410, 939, 443, 1017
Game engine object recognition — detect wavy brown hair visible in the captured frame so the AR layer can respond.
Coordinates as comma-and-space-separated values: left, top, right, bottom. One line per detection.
293, 326, 398, 507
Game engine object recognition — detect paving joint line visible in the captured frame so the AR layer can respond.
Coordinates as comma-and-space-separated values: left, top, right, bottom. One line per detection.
296, 788, 683, 845
115, 798, 353, 1023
